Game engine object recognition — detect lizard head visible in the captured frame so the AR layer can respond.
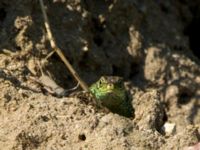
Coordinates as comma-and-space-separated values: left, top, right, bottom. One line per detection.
89, 76, 133, 118
89, 76, 125, 101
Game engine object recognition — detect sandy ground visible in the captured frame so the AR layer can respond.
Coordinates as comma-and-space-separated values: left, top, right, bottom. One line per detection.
0, 0, 200, 149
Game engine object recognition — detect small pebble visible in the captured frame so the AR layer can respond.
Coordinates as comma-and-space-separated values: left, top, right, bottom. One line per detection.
162, 122, 176, 135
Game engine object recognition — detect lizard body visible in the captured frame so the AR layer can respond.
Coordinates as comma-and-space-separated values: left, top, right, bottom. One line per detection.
89, 76, 134, 117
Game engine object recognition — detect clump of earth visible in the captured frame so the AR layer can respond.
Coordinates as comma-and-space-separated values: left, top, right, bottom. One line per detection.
0, 0, 200, 149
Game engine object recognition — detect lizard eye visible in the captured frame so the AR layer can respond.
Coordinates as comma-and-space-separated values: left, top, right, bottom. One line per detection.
99, 77, 106, 84
115, 80, 123, 88
97, 77, 105, 88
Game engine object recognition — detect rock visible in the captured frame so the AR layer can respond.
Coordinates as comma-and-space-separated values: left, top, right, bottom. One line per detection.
162, 122, 176, 135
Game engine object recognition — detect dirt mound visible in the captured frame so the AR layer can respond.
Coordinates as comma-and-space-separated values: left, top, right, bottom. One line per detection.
0, 0, 200, 149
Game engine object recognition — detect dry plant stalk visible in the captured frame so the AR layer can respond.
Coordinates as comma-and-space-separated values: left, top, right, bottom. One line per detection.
39, 0, 89, 91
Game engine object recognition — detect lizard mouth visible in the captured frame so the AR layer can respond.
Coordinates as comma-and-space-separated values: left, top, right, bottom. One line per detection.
98, 87, 114, 95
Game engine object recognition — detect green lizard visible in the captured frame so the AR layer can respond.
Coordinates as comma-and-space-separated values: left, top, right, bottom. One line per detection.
89, 76, 134, 117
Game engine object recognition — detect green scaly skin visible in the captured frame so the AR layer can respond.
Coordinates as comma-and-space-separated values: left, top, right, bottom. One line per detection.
89, 76, 133, 117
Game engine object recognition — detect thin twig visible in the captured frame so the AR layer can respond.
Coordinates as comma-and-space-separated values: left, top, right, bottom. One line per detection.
39, 0, 89, 91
